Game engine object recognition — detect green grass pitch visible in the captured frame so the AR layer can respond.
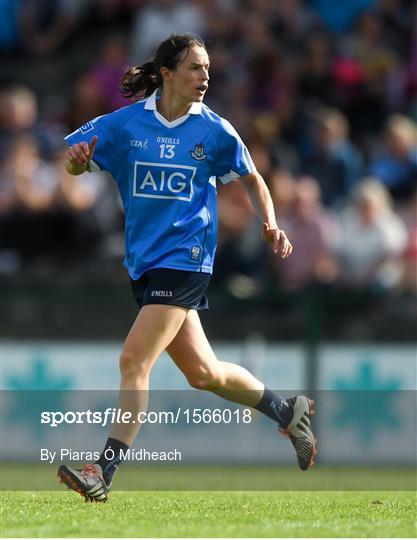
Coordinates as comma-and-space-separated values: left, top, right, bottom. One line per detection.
2, 491, 416, 537
1, 466, 416, 537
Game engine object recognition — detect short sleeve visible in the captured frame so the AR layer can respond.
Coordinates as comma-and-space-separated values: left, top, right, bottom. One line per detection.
213, 119, 256, 184
65, 113, 116, 174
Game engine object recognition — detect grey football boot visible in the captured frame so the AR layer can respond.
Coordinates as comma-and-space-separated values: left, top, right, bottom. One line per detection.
280, 395, 317, 471
57, 463, 109, 502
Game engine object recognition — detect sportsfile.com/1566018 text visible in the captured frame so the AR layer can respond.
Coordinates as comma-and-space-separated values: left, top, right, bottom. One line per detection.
40, 408, 253, 428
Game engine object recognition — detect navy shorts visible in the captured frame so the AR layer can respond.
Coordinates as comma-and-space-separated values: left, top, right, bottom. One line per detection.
130, 268, 211, 310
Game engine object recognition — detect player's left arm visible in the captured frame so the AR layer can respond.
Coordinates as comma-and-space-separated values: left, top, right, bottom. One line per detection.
240, 171, 293, 258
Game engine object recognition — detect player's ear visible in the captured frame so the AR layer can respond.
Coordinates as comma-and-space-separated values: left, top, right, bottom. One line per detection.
159, 66, 171, 83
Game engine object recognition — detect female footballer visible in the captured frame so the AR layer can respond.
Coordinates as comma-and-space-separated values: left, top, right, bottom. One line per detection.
57, 34, 317, 502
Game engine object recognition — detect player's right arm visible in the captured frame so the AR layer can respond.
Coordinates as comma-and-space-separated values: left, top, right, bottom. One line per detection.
65, 135, 98, 175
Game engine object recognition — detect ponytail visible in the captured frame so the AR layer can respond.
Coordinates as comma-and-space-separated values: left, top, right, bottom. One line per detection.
120, 61, 161, 99
120, 33, 206, 100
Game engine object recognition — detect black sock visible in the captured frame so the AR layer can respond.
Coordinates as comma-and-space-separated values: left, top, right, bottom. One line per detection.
96, 437, 129, 485
254, 388, 294, 428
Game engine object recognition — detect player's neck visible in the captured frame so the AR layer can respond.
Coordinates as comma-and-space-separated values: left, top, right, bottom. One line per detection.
157, 92, 192, 121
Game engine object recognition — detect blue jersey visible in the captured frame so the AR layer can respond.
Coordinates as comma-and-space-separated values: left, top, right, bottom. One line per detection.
65, 89, 255, 279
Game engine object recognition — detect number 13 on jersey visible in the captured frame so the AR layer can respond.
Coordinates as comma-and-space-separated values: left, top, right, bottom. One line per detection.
160, 144, 175, 159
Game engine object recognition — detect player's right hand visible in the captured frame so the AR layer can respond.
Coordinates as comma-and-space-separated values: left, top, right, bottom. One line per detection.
66, 135, 98, 168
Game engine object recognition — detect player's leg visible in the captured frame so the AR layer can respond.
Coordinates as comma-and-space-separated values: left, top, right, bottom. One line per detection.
58, 304, 188, 501
108, 304, 188, 444
167, 309, 274, 405
166, 310, 317, 471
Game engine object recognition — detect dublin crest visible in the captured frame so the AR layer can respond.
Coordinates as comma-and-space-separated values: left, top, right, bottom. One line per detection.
191, 143, 207, 161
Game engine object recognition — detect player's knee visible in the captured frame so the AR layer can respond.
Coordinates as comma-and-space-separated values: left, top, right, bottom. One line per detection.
119, 350, 151, 379
187, 367, 224, 390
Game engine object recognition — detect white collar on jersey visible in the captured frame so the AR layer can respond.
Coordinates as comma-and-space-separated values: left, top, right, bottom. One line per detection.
144, 88, 202, 128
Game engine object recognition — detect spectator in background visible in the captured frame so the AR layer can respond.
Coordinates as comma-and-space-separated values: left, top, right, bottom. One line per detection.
19, 0, 84, 56
0, 134, 62, 262
54, 146, 122, 256
67, 73, 107, 132
0, 86, 37, 160
247, 48, 294, 115
269, 168, 297, 223
6, 135, 57, 212
130, 0, 206, 63
0, 135, 121, 268
0, 84, 64, 162
369, 115, 417, 202
332, 179, 407, 289
341, 10, 398, 95
302, 107, 363, 207
298, 34, 335, 106
247, 138, 273, 181
333, 9, 403, 141
400, 189, 417, 292
215, 131, 280, 293
253, 112, 300, 174
89, 0, 139, 29
88, 35, 131, 111
271, 0, 321, 48
376, 0, 412, 57
271, 176, 338, 291
215, 179, 262, 297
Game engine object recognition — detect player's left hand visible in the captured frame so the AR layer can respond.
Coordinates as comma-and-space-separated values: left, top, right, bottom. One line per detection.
262, 223, 293, 258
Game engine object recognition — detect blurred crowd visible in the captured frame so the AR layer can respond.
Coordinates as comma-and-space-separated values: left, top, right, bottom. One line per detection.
0, 0, 416, 295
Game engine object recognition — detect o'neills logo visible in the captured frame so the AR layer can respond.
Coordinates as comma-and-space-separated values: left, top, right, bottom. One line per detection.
151, 290, 173, 297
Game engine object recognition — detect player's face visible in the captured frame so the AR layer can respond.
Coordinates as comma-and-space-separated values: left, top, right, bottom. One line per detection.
170, 46, 210, 103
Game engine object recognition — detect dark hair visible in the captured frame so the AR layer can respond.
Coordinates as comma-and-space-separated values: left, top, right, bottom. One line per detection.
120, 33, 206, 99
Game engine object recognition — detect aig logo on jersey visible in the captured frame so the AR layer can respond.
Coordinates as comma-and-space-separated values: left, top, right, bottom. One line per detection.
133, 161, 197, 202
